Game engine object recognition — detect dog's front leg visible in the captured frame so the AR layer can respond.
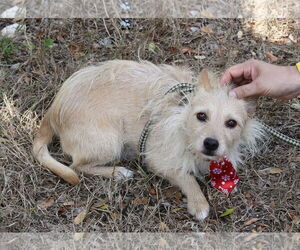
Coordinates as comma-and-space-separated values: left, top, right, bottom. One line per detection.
162, 169, 209, 220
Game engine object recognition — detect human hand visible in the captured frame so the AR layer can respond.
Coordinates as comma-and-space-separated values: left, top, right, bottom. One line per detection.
219, 59, 300, 100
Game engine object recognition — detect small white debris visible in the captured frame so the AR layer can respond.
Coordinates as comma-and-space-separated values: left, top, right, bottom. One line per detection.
0, 6, 26, 18
194, 55, 206, 60
237, 30, 243, 39
101, 37, 112, 47
190, 26, 200, 32
120, 19, 131, 27
288, 34, 297, 43
120, 1, 130, 11
1, 23, 25, 38
291, 103, 300, 110
11, 63, 21, 69
190, 10, 199, 17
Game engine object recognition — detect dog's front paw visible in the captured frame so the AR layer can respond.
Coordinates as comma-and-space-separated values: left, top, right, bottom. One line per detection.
187, 198, 210, 220
114, 167, 134, 181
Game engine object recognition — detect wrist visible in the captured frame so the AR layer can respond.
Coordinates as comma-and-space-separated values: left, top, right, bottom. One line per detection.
287, 65, 300, 85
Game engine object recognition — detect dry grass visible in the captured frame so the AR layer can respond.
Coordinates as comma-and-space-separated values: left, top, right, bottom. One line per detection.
0, 19, 299, 232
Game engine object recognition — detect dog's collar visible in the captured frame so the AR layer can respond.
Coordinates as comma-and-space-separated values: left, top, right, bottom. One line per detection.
138, 82, 195, 155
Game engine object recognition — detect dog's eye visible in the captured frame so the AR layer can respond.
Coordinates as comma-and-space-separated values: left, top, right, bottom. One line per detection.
225, 119, 237, 128
196, 112, 208, 122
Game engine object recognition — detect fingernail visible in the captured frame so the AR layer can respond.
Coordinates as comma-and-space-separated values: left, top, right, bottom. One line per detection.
229, 91, 237, 98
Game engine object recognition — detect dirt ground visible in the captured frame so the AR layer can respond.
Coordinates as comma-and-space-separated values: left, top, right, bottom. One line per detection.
0, 19, 299, 233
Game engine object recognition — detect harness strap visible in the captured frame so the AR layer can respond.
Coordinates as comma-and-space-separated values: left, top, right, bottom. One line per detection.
138, 83, 300, 158
138, 83, 195, 155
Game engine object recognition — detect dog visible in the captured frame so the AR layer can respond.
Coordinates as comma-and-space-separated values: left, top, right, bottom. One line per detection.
33, 60, 263, 220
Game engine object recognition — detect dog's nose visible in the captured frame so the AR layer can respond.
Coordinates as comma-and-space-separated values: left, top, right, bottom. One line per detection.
203, 137, 219, 151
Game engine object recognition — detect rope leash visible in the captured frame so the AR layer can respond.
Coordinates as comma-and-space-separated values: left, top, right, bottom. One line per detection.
138, 83, 300, 156
257, 120, 300, 147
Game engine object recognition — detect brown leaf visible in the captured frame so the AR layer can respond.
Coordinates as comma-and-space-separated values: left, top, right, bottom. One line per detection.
68, 44, 81, 52
74, 52, 85, 59
63, 201, 75, 206
245, 192, 252, 198
201, 26, 213, 34
244, 218, 259, 226
201, 10, 214, 18
73, 209, 88, 224
265, 51, 278, 62
216, 48, 223, 57
292, 156, 300, 162
148, 188, 157, 195
111, 212, 122, 220
258, 167, 283, 175
38, 198, 55, 209
92, 199, 108, 209
180, 46, 194, 54
163, 187, 182, 199
132, 197, 150, 205
73, 232, 85, 241
158, 222, 168, 232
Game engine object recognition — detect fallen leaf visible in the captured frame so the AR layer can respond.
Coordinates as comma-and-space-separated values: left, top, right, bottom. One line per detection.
38, 198, 55, 209
132, 197, 149, 205
174, 198, 182, 204
73, 52, 85, 59
201, 26, 213, 34
291, 103, 300, 110
194, 55, 206, 60
92, 199, 108, 209
219, 208, 235, 217
148, 188, 157, 195
201, 10, 214, 18
163, 187, 182, 199
288, 34, 297, 43
74, 209, 88, 224
63, 201, 75, 206
68, 44, 81, 52
292, 156, 300, 162
180, 46, 194, 54
111, 212, 122, 219
244, 218, 259, 225
216, 48, 223, 57
171, 207, 182, 213
244, 233, 259, 242
158, 222, 168, 232
258, 167, 283, 175
148, 42, 156, 52
245, 192, 252, 198
99, 204, 109, 210
73, 232, 85, 241
265, 51, 278, 62
237, 31, 243, 39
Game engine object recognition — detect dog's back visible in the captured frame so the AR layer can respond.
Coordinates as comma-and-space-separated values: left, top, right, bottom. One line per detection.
33, 60, 194, 184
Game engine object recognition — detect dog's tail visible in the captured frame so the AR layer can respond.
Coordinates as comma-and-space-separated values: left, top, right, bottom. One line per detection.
32, 114, 80, 185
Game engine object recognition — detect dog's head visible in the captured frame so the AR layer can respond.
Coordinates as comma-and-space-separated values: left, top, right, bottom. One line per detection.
184, 69, 262, 163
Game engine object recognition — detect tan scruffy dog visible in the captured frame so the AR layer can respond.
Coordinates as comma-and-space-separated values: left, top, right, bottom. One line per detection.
33, 60, 263, 220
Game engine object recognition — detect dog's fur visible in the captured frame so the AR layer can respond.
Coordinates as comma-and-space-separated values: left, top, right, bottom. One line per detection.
33, 60, 263, 220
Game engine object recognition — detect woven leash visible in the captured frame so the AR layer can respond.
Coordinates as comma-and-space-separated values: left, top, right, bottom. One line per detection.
138, 83, 195, 154
138, 83, 300, 156
257, 120, 300, 147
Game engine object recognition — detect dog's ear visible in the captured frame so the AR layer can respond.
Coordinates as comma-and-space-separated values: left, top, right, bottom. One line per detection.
245, 98, 257, 116
197, 69, 214, 89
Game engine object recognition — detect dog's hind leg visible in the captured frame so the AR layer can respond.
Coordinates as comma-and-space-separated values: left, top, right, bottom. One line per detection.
71, 162, 134, 180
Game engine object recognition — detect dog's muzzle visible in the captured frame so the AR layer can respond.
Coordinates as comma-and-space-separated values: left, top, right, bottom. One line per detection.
202, 137, 219, 156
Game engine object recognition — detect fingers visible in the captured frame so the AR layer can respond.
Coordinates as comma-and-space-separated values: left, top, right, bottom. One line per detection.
219, 63, 247, 85
219, 60, 255, 86
229, 81, 260, 99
